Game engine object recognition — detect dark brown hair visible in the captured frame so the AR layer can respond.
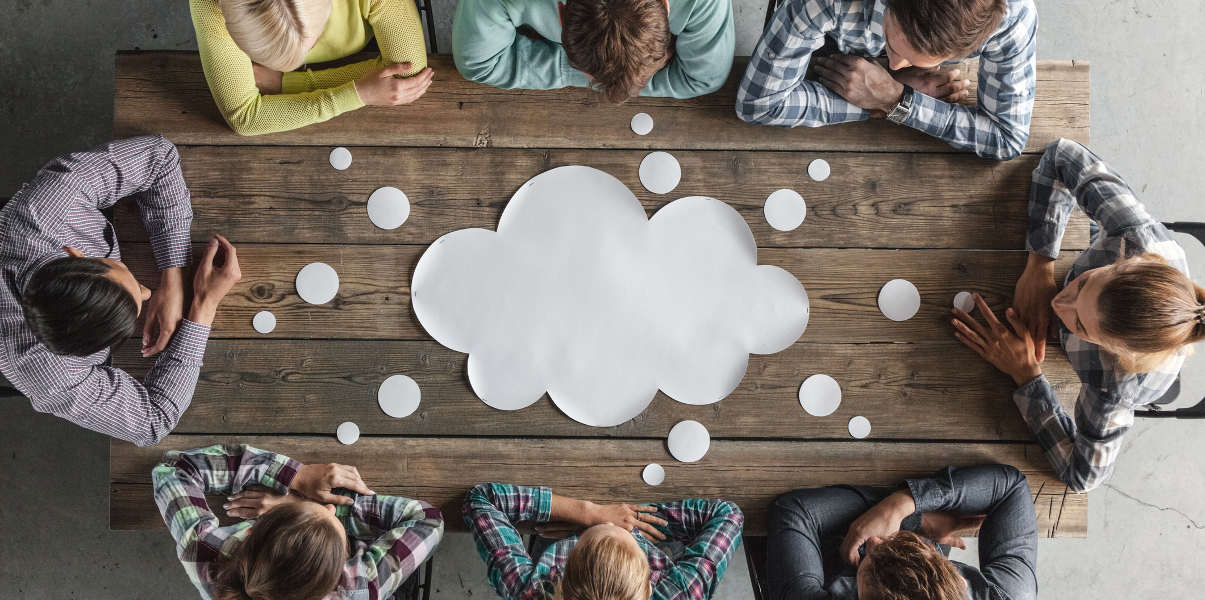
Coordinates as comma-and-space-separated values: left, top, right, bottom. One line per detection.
555, 532, 650, 600
21, 257, 137, 357
561, 0, 672, 104
888, 0, 1007, 57
1097, 254, 1205, 372
213, 503, 347, 600
859, 531, 966, 600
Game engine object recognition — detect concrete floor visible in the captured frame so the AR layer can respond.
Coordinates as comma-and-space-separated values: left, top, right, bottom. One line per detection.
1, 1, 1203, 598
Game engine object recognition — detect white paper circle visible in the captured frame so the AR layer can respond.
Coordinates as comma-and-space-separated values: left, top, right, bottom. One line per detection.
667, 420, 710, 463
642, 463, 666, 486
639, 152, 682, 195
296, 262, 339, 305
631, 113, 654, 136
378, 374, 421, 418
848, 416, 871, 439
808, 159, 831, 182
329, 147, 352, 170
798, 374, 842, 417
367, 186, 411, 230
252, 311, 276, 334
878, 279, 921, 321
953, 291, 975, 313
764, 189, 807, 232
336, 421, 360, 445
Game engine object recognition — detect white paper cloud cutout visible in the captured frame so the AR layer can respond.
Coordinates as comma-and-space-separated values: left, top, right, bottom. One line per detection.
411, 166, 810, 427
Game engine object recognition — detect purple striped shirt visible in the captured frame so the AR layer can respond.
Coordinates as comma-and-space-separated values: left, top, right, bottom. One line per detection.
0, 135, 209, 446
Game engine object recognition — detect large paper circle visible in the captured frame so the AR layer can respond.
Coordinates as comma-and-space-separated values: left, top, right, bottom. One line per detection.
798, 374, 842, 417
631, 113, 654, 135
808, 158, 831, 182
878, 279, 920, 321
329, 147, 352, 170
764, 189, 806, 231
848, 416, 871, 439
378, 374, 421, 418
953, 291, 975, 313
296, 262, 339, 305
642, 463, 665, 486
639, 152, 682, 195
252, 311, 276, 334
367, 186, 411, 230
336, 421, 360, 445
667, 420, 710, 463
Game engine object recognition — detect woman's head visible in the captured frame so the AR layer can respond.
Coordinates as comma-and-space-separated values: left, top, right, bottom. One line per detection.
555, 523, 651, 600
215, 501, 348, 600
219, 0, 333, 72
856, 531, 967, 600
1052, 253, 1205, 372
21, 249, 149, 356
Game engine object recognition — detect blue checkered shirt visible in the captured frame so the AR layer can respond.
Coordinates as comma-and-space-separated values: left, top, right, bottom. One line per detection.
736, 0, 1037, 160
1017, 139, 1189, 492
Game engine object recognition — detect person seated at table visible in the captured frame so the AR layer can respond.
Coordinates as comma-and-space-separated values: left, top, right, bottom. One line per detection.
767, 464, 1036, 600
190, 0, 435, 136
154, 443, 445, 600
951, 139, 1203, 492
736, 0, 1037, 160
452, 0, 735, 103
0, 136, 241, 447
463, 482, 743, 599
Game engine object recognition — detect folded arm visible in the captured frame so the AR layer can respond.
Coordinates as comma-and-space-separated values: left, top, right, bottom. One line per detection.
463, 483, 553, 600
642, 0, 734, 98
345, 493, 445, 597
452, 0, 590, 90
652, 498, 744, 599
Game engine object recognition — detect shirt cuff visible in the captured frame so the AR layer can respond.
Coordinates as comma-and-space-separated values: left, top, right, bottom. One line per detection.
530, 486, 553, 523
148, 229, 192, 271
266, 456, 304, 494
281, 70, 314, 94
162, 319, 211, 365
333, 80, 366, 113
903, 478, 951, 514
558, 52, 592, 89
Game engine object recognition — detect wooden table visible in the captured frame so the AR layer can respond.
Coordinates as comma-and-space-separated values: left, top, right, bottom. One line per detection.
109, 53, 1092, 537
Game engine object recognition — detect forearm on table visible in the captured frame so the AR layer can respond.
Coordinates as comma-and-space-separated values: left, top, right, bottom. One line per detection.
899, 94, 1028, 160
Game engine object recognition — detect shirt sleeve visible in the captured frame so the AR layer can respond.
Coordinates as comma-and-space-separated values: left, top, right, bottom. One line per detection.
735, 0, 869, 127
190, 0, 365, 135
649, 498, 744, 600
640, 0, 734, 98
451, 0, 591, 91
342, 493, 445, 597
462, 483, 553, 600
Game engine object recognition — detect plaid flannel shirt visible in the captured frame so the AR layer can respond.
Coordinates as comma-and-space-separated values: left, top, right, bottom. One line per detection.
153, 444, 445, 600
0, 135, 209, 446
1017, 139, 1189, 492
463, 483, 744, 600
736, 0, 1037, 160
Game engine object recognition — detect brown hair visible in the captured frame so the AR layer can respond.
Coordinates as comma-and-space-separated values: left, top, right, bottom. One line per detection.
859, 531, 966, 600
213, 502, 347, 600
888, 0, 1007, 57
219, 0, 332, 72
561, 0, 672, 104
555, 532, 651, 600
1097, 253, 1205, 373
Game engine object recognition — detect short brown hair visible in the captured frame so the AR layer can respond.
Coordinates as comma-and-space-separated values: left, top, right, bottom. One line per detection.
555, 532, 651, 600
860, 531, 966, 600
213, 502, 347, 600
561, 0, 672, 104
888, 0, 1007, 57
1098, 253, 1205, 372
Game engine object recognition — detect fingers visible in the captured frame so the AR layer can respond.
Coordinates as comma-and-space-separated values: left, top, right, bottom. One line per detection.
213, 234, 240, 276
973, 294, 1005, 332
636, 519, 667, 541
141, 316, 157, 355
334, 464, 375, 496
951, 317, 987, 349
840, 532, 866, 566
948, 536, 967, 550
1004, 308, 1032, 340
952, 307, 991, 341
198, 235, 220, 269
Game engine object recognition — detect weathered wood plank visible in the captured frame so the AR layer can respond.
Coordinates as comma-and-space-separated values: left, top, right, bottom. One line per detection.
110, 435, 1087, 537
121, 244, 1080, 343
114, 53, 1089, 153
112, 146, 1090, 250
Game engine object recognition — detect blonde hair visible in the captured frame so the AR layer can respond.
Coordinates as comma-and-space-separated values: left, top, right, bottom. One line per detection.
219, 0, 332, 72
1098, 253, 1205, 373
555, 533, 651, 600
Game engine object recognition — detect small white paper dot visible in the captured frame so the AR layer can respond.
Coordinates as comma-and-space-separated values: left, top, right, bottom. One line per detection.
631, 112, 654, 135
878, 279, 921, 321
953, 291, 975, 313
848, 416, 871, 439
252, 311, 276, 334
367, 186, 411, 230
798, 374, 842, 417
378, 374, 421, 418
764, 189, 807, 232
639, 152, 682, 195
642, 463, 665, 486
667, 420, 710, 463
296, 262, 339, 305
808, 159, 831, 182
329, 147, 352, 171
336, 421, 360, 445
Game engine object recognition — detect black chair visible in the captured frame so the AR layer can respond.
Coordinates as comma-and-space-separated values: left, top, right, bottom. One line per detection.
0, 372, 21, 398
744, 535, 769, 600
417, 0, 439, 54
763, 0, 783, 30
391, 557, 435, 600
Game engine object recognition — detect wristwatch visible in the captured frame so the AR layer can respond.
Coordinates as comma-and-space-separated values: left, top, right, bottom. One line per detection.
886, 84, 914, 124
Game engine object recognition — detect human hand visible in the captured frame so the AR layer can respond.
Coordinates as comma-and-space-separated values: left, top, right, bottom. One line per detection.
188, 234, 241, 326
224, 485, 303, 519
813, 55, 905, 113
891, 66, 971, 103
289, 463, 375, 506
919, 512, 985, 550
355, 63, 434, 106
952, 294, 1043, 386
141, 267, 185, 357
587, 503, 668, 541
252, 64, 283, 94
1014, 254, 1057, 362
841, 490, 914, 565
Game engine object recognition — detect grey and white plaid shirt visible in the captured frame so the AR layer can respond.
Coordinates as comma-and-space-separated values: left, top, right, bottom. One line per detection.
736, 0, 1037, 160
1017, 139, 1189, 492
0, 136, 208, 446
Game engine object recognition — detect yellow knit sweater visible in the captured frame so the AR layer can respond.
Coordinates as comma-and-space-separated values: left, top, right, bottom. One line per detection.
190, 0, 428, 136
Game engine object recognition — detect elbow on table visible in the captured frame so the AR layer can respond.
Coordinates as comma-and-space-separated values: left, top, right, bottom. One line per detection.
1062, 472, 1101, 494
461, 482, 500, 516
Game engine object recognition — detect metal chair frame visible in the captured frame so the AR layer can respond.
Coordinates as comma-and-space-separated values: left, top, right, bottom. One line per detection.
417, 0, 439, 54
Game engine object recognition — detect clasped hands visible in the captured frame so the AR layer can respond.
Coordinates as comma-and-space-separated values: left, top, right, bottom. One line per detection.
812, 55, 971, 116
839, 491, 985, 566
224, 462, 375, 519
142, 235, 242, 357
536, 502, 670, 541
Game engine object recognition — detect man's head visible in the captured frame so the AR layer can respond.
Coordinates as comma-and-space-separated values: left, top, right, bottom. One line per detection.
883, 0, 1007, 70
856, 531, 967, 600
555, 523, 651, 600
560, 0, 673, 104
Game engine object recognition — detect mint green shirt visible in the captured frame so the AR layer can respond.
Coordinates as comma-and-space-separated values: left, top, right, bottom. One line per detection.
452, 0, 735, 98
